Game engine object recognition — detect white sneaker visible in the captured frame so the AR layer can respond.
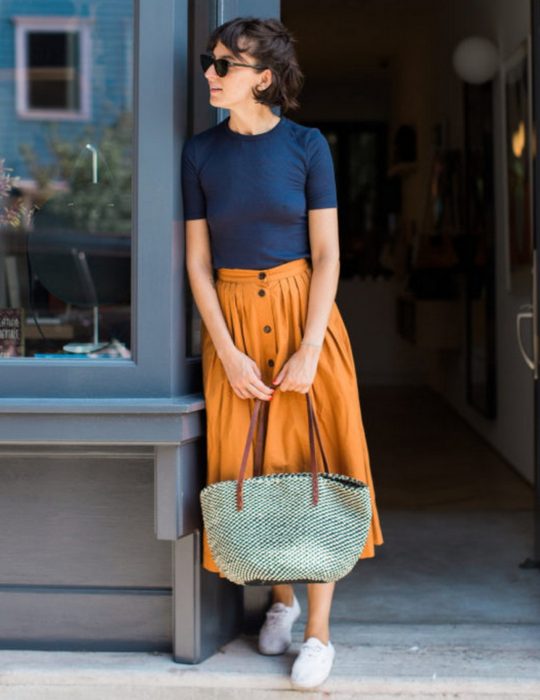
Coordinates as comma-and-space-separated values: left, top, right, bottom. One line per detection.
257, 594, 301, 655
290, 636, 335, 690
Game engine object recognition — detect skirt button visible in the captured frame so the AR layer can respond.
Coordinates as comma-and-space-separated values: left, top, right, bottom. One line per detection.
258, 289, 266, 297
268, 359, 275, 367
263, 325, 272, 333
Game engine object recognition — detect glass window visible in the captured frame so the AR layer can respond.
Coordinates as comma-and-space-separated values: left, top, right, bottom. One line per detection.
27, 30, 81, 112
1, 3, 133, 359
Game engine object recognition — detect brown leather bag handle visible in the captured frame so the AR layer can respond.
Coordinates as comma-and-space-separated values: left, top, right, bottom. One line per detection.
253, 398, 268, 477
252, 392, 330, 478
236, 391, 330, 511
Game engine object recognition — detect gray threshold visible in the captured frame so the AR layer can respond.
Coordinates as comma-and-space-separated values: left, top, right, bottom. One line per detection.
0, 622, 539, 700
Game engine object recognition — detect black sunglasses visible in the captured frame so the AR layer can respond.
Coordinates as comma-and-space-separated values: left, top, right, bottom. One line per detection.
200, 53, 266, 78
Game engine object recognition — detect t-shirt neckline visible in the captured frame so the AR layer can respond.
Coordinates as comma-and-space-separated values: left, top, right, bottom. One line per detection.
223, 115, 285, 140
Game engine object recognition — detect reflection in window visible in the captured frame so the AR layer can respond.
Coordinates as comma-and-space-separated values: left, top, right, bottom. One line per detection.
1, 2, 133, 359
27, 31, 81, 111
15, 16, 91, 120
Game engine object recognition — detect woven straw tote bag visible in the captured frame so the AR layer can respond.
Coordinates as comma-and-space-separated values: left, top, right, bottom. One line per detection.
200, 391, 372, 586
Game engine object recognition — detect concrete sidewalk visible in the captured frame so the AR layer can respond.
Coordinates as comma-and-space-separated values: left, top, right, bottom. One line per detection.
0, 622, 539, 699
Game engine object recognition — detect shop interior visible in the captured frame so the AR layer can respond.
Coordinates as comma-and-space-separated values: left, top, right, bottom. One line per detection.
281, 0, 537, 628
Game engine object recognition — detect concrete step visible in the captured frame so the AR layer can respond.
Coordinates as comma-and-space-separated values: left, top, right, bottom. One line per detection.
0, 623, 539, 699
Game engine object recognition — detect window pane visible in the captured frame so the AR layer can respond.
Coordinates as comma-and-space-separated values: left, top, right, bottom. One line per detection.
28, 31, 81, 110
0, 2, 133, 359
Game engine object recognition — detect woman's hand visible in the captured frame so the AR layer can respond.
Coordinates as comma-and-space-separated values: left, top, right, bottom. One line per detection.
272, 344, 322, 394
220, 347, 275, 401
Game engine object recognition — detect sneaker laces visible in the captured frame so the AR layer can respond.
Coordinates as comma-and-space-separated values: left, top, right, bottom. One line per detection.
264, 602, 292, 626
299, 639, 328, 658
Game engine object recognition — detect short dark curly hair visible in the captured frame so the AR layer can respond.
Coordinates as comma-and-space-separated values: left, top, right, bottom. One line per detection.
206, 16, 304, 113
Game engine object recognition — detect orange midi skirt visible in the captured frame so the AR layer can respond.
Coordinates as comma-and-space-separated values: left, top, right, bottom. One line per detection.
200, 257, 384, 578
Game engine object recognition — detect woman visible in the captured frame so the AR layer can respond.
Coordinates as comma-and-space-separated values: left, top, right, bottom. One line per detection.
182, 16, 384, 691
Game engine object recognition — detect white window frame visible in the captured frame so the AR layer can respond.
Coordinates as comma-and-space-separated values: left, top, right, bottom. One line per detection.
13, 15, 93, 121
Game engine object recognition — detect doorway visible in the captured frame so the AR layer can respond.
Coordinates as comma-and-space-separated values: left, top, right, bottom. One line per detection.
280, 0, 537, 627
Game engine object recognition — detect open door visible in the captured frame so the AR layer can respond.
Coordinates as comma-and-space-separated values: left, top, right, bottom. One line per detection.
520, 0, 540, 569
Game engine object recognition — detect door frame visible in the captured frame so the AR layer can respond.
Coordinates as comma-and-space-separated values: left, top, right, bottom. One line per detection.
526, 0, 540, 567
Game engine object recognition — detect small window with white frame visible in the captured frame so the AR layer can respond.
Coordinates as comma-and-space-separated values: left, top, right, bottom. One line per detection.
14, 16, 92, 121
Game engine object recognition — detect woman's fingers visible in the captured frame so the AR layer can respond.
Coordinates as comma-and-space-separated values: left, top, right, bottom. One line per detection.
232, 374, 274, 401
245, 371, 274, 399
242, 359, 273, 399
223, 350, 275, 400
246, 383, 273, 400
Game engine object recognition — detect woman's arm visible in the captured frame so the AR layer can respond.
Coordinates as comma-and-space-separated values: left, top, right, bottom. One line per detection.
302, 207, 340, 345
186, 218, 274, 401
185, 218, 235, 359
272, 207, 340, 392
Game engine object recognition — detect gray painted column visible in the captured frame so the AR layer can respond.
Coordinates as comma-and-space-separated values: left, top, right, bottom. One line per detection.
172, 531, 243, 663
155, 442, 203, 540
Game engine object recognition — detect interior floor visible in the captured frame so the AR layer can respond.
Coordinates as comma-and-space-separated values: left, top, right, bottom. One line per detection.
364, 385, 533, 513
329, 384, 536, 625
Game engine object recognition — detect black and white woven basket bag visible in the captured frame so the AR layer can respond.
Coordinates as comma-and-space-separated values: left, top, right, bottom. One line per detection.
200, 391, 372, 586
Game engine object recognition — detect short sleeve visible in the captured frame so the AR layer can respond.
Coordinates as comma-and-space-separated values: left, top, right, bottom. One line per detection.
181, 137, 207, 220
305, 128, 337, 210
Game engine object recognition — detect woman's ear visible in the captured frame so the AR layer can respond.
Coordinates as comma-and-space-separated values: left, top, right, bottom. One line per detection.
259, 67, 273, 89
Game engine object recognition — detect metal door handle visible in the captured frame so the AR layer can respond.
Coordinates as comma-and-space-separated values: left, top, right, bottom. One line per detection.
516, 305, 535, 371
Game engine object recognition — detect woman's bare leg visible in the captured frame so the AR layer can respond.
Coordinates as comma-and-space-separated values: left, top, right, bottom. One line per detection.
303, 582, 335, 644
270, 582, 335, 644
271, 583, 295, 606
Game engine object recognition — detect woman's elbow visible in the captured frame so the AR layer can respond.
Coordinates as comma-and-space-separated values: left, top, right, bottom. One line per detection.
186, 257, 213, 286
311, 251, 340, 270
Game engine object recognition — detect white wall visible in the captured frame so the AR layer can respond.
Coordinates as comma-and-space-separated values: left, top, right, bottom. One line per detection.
336, 276, 427, 385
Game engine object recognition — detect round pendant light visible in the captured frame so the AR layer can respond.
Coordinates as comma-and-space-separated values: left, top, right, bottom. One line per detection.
452, 36, 499, 84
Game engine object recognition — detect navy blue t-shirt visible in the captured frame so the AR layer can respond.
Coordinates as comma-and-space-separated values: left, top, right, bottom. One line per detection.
181, 115, 337, 270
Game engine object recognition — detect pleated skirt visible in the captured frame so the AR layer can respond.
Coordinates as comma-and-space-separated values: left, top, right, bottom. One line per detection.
201, 257, 384, 578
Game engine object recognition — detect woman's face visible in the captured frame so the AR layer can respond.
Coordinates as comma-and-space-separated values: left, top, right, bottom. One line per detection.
204, 40, 271, 109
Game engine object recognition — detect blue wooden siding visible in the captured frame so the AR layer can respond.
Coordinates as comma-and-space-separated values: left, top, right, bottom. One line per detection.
0, 0, 133, 181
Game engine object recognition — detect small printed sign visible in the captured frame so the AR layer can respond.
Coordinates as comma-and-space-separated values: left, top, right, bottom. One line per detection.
0, 307, 25, 357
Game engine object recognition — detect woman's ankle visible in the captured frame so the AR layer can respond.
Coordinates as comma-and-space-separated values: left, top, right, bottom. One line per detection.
271, 584, 295, 606
303, 625, 330, 645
